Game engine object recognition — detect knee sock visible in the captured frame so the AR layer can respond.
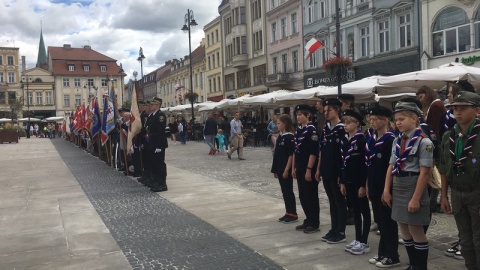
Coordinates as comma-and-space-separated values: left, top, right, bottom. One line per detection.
414, 241, 429, 270
403, 239, 415, 267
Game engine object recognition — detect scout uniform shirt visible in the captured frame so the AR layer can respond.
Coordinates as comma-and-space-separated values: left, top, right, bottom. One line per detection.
271, 132, 295, 176
294, 122, 319, 171
320, 121, 345, 180
389, 128, 434, 174
365, 131, 395, 197
340, 131, 367, 188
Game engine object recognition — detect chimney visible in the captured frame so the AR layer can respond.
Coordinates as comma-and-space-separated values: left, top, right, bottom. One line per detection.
63, 44, 71, 49
84, 45, 91, 50
21, 56, 26, 72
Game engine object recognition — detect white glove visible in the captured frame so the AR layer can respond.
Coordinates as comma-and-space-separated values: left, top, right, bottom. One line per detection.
155, 148, 162, 153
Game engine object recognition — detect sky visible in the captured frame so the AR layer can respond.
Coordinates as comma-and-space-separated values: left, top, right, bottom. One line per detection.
0, 0, 223, 81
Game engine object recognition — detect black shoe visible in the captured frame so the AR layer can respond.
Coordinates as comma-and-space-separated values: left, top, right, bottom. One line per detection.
227, 152, 231, 159
445, 242, 459, 257
282, 216, 299, 224
375, 257, 400, 268
151, 186, 168, 192
303, 226, 320, 234
295, 224, 307, 231
321, 230, 335, 242
278, 215, 287, 222
327, 232, 346, 244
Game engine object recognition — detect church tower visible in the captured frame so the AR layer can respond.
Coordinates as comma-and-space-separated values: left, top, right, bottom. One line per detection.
36, 24, 48, 69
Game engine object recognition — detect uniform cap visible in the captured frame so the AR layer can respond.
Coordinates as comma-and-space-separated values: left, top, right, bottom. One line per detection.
400, 97, 423, 111
394, 102, 423, 116
367, 106, 392, 118
118, 107, 130, 113
338, 93, 355, 102
138, 101, 146, 105
450, 91, 480, 107
454, 80, 475, 93
151, 97, 163, 105
294, 104, 315, 114
322, 98, 342, 107
342, 109, 365, 126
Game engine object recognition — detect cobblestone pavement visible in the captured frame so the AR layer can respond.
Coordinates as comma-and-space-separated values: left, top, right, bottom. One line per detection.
166, 141, 460, 251
52, 139, 283, 270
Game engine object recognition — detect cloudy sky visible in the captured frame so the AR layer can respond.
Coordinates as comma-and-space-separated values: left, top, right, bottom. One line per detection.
0, 0, 223, 81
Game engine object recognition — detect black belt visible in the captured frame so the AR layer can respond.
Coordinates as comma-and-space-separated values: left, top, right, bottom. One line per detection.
395, 171, 420, 178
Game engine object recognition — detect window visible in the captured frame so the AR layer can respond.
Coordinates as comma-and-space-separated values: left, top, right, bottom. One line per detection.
0, 72, 3, 83
281, 17, 287, 39
46, 92, 52, 105
7, 56, 14, 65
27, 92, 33, 105
292, 51, 298, 72
8, 92, 15, 104
432, 7, 470, 56
0, 92, 5, 104
270, 0, 275, 9
208, 56, 211, 69
308, 1, 314, 23
100, 65, 107, 72
36, 92, 42, 105
399, 14, 412, 48
216, 30, 219, 42
253, 64, 266, 86
213, 78, 217, 91
83, 65, 90, 72
102, 79, 108, 87
212, 54, 216, 68
63, 78, 70, 87
320, 39, 328, 64
379, 21, 389, 53
0, 56, 2, 65
8, 72, 14, 83
320, 1, 326, 18
63, 94, 70, 106
209, 79, 212, 93
251, 0, 262, 21
291, 13, 298, 34
309, 51, 317, 68
68, 65, 75, 71
360, 26, 370, 57
87, 79, 94, 86
241, 36, 247, 54
282, 54, 287, 72
225, 73, 235, 91
273, 57, 278, 73
271, 22, 277, 42
476, 11, 480, 49
240, 7, 246, 24
75, 95, 81, 106
207, 36, 210, 46
253, 31, 263, 51
217, 52, 220, 67
74, 78, 81, 87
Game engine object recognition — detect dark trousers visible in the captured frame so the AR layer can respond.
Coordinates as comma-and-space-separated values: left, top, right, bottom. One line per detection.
323, 177, 347, 233
346, 183, 371, 243
278, 174, 296, 215
133, 146, 142, 175
296, 169, 320, 228
371, 195, 399, 260
148, 148, 167, 188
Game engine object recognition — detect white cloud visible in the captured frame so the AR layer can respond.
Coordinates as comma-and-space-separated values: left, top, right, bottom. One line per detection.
0, 0, 222, 81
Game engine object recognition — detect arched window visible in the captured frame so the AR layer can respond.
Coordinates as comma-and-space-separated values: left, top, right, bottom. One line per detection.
432, 7, 470, 56
475, 8, 480, 49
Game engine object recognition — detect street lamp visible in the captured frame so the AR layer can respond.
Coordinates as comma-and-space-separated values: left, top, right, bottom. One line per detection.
21, 75, 33, 138
137, 48, 145, 100
181, 9, 198, 124
335, 0, 342, 95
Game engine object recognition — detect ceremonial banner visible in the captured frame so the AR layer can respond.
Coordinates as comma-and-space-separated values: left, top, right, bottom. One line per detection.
101, 89, 116, 146
127, 85, 142, 154
91, 97, 101, 139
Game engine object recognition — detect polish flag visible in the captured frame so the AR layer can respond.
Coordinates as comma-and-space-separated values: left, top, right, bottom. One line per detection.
305, 38, 323, 60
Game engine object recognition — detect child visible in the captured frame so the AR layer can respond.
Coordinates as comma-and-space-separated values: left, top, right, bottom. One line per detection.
365, 106, 399, 267
271, 114, 297, 223
216, 129, 226, 154
383, 102, 433, 270
339, 110, 371, 255
316, 98, 347, 244
292, 104, 320, 233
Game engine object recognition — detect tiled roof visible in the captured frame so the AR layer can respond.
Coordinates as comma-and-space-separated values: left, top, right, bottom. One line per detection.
156, 63, 172, 78
190, 45, 205, 65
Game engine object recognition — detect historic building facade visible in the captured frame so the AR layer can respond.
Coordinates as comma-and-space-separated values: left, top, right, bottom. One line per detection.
204, 16, 225, 102
0, 47, 21, 118
21, 67, 55, 119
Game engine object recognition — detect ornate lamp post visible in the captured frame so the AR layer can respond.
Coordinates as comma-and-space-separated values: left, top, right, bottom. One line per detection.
21, 75, 33, 138
84, 83, 98, 102
181, 9, 198, 124
137, 48, 145, 100
335, 0, 342, 95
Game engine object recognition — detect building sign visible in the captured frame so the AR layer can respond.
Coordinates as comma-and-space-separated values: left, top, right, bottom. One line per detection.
305, 68, 355, 88
461, 55, 480, 66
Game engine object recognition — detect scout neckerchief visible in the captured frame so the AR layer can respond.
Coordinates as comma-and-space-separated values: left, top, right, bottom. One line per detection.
342, 130, 364, 168
391, 127, 423, 175
449, 119, 480, 175
443, 109, 456, 130
294, 122, 315, 154
365, 130, 395, 166
322, 121, 345, 144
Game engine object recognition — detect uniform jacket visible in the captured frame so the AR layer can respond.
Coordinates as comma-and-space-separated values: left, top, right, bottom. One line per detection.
147, 110, 168, 149
271, 133, 295, 175
366, 133, 395, 197
340, 135, 367, 188
320, 122, 345, 180
294, 123, 319, 171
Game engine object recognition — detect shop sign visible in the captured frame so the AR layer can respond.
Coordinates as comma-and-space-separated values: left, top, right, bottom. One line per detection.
461, 55, 480, 66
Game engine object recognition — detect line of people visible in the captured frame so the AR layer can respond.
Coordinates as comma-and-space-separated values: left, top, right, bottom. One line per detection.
271, 81, 480, 270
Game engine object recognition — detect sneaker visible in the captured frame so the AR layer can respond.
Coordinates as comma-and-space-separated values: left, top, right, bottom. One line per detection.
376, 257, 401, 268
454, 250, 464, 260
370, 223, 378, 232
350, 243, 371, 255
278, 215, 287, 222
445, 242, 459, 257
212, 148, 217, 155
327, 232, 346, 244
321, 230, 335, 242
369, 255, 384, 264
345, 240, 360, 252
282, 216, 299, 224
303, 226, 320, 234
295, 224, 307, 231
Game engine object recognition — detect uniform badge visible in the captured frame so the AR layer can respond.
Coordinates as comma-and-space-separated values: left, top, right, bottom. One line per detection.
425, 145, 433, 152
472, 158, 477, 164
354, 145, 358, 150
159, 116, 164, 122
407, 156, 414, 162
336, 138, 339, 143
312, 135, 318, 141
377, 153, 382, 158
280, 141, 284, 146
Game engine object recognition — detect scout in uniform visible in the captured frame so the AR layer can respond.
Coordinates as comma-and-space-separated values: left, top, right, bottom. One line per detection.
292, 104, 320, 233
146, 97, 168, 192
365, 106, 400, 267
440, 91, 480, 270
340, 110, 371, 255
316, 98, 348, 244
383, 102, 433, 270
271, 114, 297, 224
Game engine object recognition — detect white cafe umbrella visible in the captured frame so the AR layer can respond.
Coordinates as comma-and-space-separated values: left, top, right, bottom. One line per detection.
45, 116, 64, 122
198, 99, 228, 112
0, 118, 14, 123
216, 95, 253, 109
242, 90, 292, 105
275, 86, 333, 104
18, 117, 42, 122
377, 63, 480, 91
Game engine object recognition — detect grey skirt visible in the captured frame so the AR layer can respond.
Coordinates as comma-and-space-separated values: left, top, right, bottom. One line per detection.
391, 175, 430, 225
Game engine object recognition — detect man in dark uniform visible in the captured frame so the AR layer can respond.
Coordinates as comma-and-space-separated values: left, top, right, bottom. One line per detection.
132, 101, 146, 177
146, 97, 168, 192
138, 101, 151, 184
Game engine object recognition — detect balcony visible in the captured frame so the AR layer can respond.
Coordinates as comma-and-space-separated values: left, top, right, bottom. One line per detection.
232, 54, 248, 68
265, 73, 290, 86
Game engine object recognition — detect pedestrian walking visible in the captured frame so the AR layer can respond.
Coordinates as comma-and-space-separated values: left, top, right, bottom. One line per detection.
340, 109, 371, 255
271, 114, 297, 224
227, 112, 245, 160
178, 118, 187, 145
292, 104, 320, 234
204, 112, 218, 155
267, 116, 279, 150
383, 101, 433, 270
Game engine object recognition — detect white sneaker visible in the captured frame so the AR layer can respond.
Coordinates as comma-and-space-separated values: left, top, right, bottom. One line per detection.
350, 243, 371, 255
345, 240, 360, 252
369, 255, 384, 264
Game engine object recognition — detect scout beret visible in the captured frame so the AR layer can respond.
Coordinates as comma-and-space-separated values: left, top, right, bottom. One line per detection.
450, 91, 480, 107
342, 109, 365, 126
151, 97, 163, 105
294, 104, 315, 114
338, 93, 355, 102
367, 106, 392, 118
394, 102, 423, 116
322, 98, 342, 107
454, 80, 475, 93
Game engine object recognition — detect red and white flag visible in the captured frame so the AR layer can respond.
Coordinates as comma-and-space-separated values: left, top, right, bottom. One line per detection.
175, 83, 184, 91
305, 38, 323, 60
